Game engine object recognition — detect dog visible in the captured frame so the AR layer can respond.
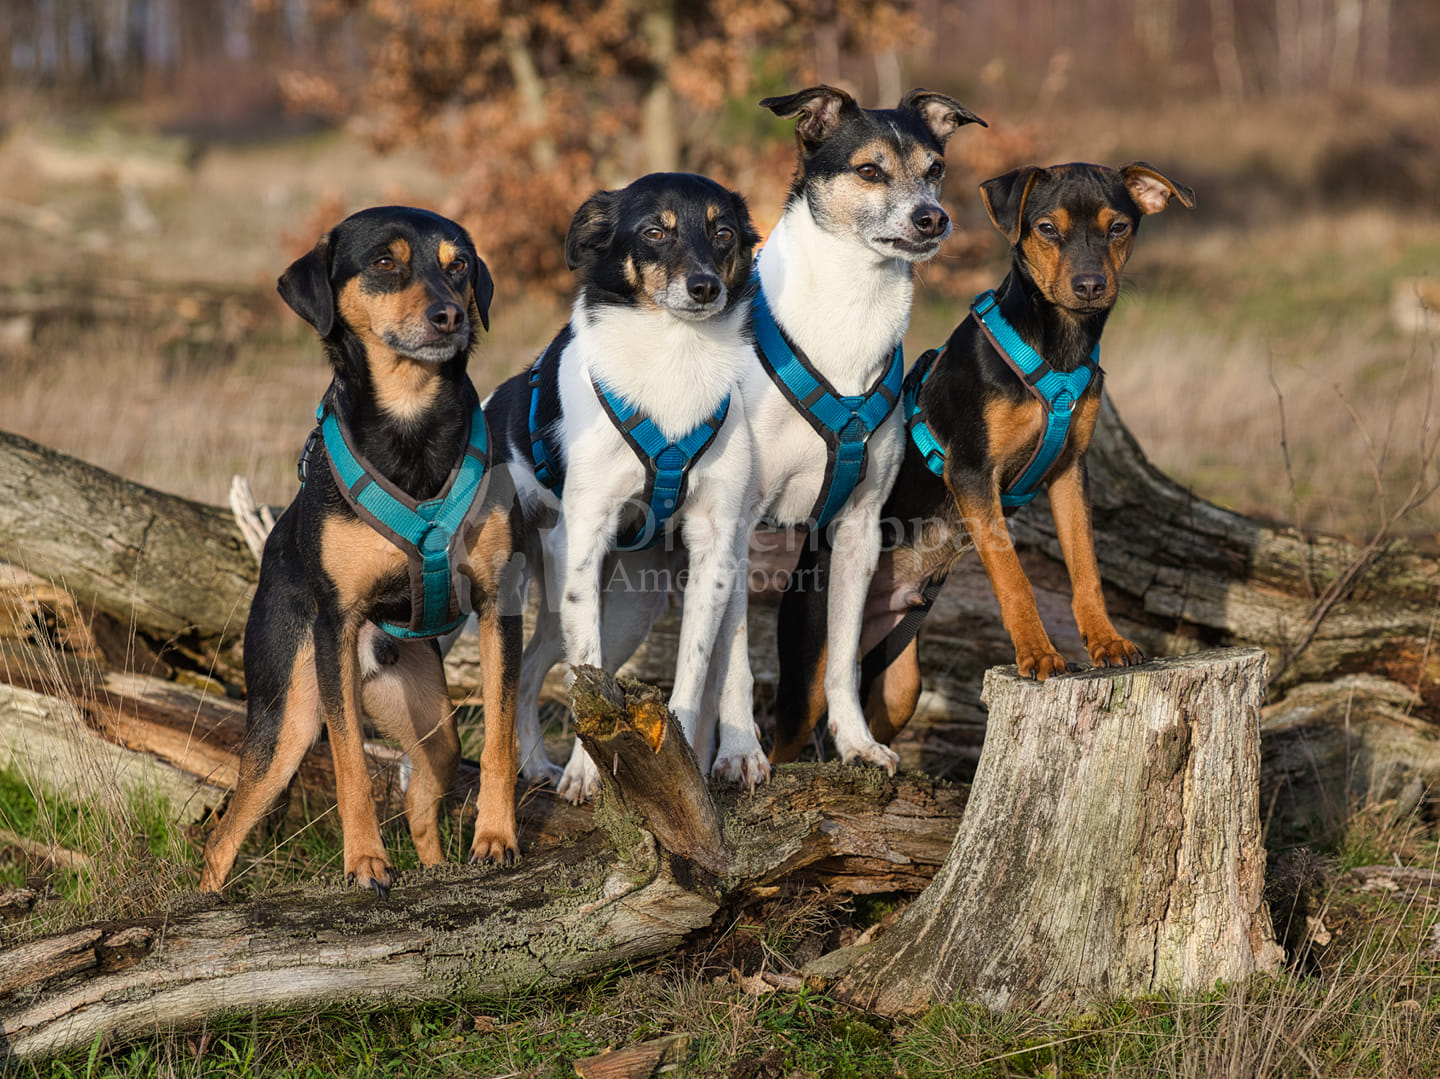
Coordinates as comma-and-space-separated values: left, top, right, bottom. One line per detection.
482, 172, 760, 802
771, 162, 1195, 757
199, 206, 522, 896
730, 85, 984, 774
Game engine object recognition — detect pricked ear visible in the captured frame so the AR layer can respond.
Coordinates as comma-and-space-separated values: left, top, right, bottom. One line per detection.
900, 89, 987, 145
1120, 162, 1195, 214
277, 233, 335, 336
979, 166, 1044, 244
564, 189, 619, 272
758, 85, 857, 151
471, 254, 495, 332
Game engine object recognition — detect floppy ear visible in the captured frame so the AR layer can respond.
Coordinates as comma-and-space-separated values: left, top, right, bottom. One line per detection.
1120, 162, 1196, 214
277, 233, 335, 337
900, 89, 987, 145
470, 253, 494, 332
564, 189, 619, 272
979, 166, 1044, 244
758, 85, 857, 152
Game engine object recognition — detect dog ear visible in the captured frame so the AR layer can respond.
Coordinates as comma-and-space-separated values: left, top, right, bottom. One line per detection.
758, 85, 857, 151
1120, 162, 1196, 214
979, 166, 1044, 244
565, 189, 619, 272
277, 232, 335, 337
900, 89, 987, 145
470, 253, 494, 332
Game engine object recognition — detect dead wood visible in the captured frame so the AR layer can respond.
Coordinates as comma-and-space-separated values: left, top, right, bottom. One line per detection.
825, 648, 1284, 1015
0, 662, 965, 1063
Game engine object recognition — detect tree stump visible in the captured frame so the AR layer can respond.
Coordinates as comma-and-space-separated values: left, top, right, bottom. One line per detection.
833, 647, 1284, 1015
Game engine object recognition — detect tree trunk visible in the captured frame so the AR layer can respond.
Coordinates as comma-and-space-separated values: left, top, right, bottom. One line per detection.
828, 647, 1285, 1015
0, 667, 966, 1061
0, 430, 255, 681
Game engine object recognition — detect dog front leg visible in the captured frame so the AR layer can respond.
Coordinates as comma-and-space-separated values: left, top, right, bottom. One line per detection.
314, 611, 395, 895
1047, 460, 1143, 669
558, 501, 611, 672
822, 505, 899, 773
667, 511, 739, 765
709, 517, 769, 789
950, 476, 1068, 680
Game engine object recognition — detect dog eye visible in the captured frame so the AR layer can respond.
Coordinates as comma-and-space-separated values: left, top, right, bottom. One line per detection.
1035, 220, 1060, 239
1108, 220, 1132, 239
642, 226, 666, 242
373, 255, 397, 272
713, 225, 734, 245
926, 161, 945, 181
855, 163, 881, 182
446, 257, 468, 276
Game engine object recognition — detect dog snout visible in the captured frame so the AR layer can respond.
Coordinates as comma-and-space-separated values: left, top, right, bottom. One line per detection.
1071, 274, 1107, 303
427, 301, 465, 334
911, 206, 949, 239
687, 272, 722, 306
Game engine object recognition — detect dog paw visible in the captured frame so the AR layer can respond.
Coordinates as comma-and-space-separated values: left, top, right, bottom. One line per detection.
832, 730, 900, 775
1015, 647, 1069, 681
1087, 637, 1145, 669
557, 754, 601, 805
346, 855, 396, 898
469, 832, 519, 869
520, 757, 565, 788
712, 748, 771, 792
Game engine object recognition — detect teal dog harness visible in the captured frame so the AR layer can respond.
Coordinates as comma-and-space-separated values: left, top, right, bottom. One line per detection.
906, 289, 1098, 508
310, 381, 490, 640
750, 275, 904, 530
527, 327, 730, 551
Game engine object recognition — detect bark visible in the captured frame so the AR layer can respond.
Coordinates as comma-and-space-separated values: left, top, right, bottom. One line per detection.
0, 430, 256, 681
828, 648, 1284, 1015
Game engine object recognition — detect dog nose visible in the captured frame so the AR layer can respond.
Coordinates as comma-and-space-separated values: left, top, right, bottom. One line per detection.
687, 273, 721, 305
1071, 274, 1107, 302
427, 302, 464, 333
912, 207, 949, 238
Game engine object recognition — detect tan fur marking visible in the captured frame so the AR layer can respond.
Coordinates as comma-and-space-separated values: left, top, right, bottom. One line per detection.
659, 208, 677, 229
320, 516, 406, 613
388, 237, 411, 264
865, 635, 921, 744
770, 639, 829, 764
948, 477, 1066, 680
335, 278, 443, 422
438, 239, 458, 266
983, 396, 1045, 471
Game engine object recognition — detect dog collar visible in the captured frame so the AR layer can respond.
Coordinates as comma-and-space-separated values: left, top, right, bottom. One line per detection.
906, 290, 1098, 508
750, 273, 904, 531
314, 380, 490, 640
526, 326, 730, 551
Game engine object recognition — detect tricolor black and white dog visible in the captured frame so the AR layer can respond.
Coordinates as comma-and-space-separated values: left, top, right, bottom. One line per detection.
483, 172, 760, 801
739, 86, 985, 773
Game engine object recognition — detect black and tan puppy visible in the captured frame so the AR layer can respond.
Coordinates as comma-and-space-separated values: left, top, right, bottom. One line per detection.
200, 206, 521, 895
773, 163, 1193, 757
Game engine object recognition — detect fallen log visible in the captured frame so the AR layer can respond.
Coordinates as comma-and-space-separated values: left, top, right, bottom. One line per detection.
825, 648, 1284, 1015
0, 669, 967, 1062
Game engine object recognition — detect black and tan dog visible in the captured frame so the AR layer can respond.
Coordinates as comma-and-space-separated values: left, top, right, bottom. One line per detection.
773, 163, 1193, 758
200, 206, 521, 895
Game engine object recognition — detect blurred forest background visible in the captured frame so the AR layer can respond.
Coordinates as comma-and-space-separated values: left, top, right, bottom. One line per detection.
1, 0, 1438, 539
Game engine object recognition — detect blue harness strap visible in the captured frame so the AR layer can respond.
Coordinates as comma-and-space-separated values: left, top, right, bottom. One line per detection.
750, 280, 904, 531
906, 289, 1098, 508
526, 325, 730, 551
318, 381, 490, 640
592, 381, 729, 551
